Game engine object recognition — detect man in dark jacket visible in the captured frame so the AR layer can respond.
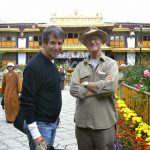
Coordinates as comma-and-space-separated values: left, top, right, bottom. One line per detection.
20, 26, 65, 150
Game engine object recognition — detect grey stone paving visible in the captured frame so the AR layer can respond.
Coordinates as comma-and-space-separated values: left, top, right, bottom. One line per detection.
0, 86, 78, 150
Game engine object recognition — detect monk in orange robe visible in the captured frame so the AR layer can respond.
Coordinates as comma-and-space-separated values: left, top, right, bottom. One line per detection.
1, 62, 22, 123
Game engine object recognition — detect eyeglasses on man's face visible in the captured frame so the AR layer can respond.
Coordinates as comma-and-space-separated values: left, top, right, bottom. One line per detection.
85, 36, 101, 43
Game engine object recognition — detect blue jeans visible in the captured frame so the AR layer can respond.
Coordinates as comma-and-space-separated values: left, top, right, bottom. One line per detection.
24, 120, 58, 150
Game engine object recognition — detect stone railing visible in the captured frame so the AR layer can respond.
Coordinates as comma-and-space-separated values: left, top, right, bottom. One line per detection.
118, 83, 150, 125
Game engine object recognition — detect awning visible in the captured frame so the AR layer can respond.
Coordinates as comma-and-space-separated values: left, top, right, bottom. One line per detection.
23, 28, 40, 32
135, 28, 150, 32
112, 28, 130, 32
37, 23, 114, 28
0, 28, 20, 32
62, 45, 111, 51
0, 45, 112, 52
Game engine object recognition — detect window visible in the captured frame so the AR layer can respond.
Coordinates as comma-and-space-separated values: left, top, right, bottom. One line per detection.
65, 34, 67, 38
143, 36, 147, 41
7, 36, 11, 41
2, 52, 17, 65
110, 35, 125, 47
29, 36, 33, 41
39, 36, 42, 45
0, 36, 17, 47
142, 35, 150, 41
110, 36, 114, 40
68, 33, 73, 38
28, 35, 39, 47
2, 37, 6, 41
34, 36, 38, 41
115, 36, 119, 41
12, 37, 16, 41
120, 36, 124, 41
74, 33, 78, 38
140, 35, 150, 47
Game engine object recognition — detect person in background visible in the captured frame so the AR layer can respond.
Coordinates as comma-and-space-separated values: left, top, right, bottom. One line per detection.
71, 61, 78, 68
59, 66, 66, 90
20, 26, 65, 150
1, 62, 22, 123
70, 27, 119, 150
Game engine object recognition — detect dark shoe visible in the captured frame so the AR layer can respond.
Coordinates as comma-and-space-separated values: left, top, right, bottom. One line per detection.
7, 121, 13, 123
49, 146, 54, 150
49, 146, 66, 150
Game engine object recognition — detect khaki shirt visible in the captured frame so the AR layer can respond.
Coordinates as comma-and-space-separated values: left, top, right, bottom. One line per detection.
70, 53, 119, 129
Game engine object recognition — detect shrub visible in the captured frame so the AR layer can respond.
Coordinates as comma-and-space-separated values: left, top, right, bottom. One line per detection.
120, 64, 150, 92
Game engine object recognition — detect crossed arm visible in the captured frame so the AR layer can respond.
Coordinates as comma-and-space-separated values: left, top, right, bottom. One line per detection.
70, 62, 119, 99
80, 75, 112, 98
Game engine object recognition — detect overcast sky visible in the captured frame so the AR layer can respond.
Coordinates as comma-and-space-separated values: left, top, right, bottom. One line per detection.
0, 0, 149, 23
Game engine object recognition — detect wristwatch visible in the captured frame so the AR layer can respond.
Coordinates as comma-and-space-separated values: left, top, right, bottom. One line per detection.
84, 81, 89, 87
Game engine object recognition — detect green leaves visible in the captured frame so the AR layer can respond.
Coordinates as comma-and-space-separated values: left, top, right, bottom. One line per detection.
121, 64, 150, 92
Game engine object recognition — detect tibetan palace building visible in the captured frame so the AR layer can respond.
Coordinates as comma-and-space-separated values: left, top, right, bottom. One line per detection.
0, 14, 150, 68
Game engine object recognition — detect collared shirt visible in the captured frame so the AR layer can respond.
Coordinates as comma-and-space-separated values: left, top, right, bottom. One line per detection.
70, 53, 119, 129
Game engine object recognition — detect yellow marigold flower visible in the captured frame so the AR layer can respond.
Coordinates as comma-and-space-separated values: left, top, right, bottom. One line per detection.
134, 117, 142, 123
118, 104, 127, 108
147, 131, 150, 137
138, 127, 144, 131
121, 108, 125, 111
130, 113, 137, 117
138, 131, 141, 134
143, 130, 150, 133
116, 95, 120, 99
135, 128, 139, 131
123, 114, 127, 117
137, 119, 142, 123
118, 99, 122, 102
136, 134, 142, 138
145, 137, 150, 142
123, 108, 131, 113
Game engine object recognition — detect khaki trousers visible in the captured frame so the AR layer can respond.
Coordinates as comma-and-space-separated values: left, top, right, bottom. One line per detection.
75, 126, 115, 150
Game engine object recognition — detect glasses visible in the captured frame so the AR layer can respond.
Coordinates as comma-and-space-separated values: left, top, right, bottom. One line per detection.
85, 36, 101, 43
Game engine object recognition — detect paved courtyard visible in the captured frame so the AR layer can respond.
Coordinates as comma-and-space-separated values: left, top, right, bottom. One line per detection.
0, 86, 78, 150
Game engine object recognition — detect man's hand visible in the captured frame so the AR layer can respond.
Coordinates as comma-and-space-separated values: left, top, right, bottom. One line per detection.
80, 82, 86, 87
18, 93, 21, 97
34, 136, 47, 149
84, 91, 96, 97
80, 81, 97, 96
80, 75, 112, 95
105, 75, 112, 81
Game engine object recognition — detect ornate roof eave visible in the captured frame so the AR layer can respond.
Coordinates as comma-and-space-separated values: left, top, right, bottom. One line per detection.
37, 23, 114, 28
111, 47, 150, 52
112, 28, 130, 32
0, 28, 20, 32
0, 45, 111, 52
134, 28, 150, 32
0, 47, 150, 52
0, 48, 42, 52
63, 45, 111, 51
23, 28, 40, 32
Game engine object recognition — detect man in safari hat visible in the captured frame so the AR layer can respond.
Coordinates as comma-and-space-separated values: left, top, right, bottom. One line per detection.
70, 27, 119, 150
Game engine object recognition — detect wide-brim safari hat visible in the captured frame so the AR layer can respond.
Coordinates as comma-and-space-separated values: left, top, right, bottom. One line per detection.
7, 62, 15, 68
79, 27, 108, 45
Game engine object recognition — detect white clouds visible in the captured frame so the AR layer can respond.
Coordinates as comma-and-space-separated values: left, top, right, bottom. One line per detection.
0, 0, 149, 23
